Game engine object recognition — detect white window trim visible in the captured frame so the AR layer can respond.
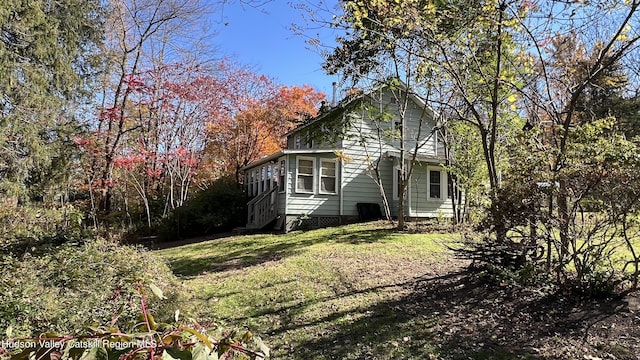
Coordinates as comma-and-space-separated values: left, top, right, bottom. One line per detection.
295, 156, 316, 194
294, 131, 315, 149
319, 159, 338, 195
427, 167, 444, 201
393, 165, 401, 201
294, 134, 302, 149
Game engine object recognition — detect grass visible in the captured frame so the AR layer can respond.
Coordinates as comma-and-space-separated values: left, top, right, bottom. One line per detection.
158, 222, 456, 359
156, 221, 640, 359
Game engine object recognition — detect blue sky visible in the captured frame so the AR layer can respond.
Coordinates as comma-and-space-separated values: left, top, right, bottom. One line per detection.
213, 1, 342, 97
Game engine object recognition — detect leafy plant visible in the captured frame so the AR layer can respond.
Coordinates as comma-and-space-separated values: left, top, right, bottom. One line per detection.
0, 239, 181, 338
0, 203, 87, 255
1, 283, 269, 360
157, 177, 246, 241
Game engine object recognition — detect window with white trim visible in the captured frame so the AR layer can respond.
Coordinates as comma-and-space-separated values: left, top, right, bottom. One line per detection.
296, 157, 315, 193
294, 133, 313, 149
429, 169, 441, 199
393, 166, 402, 200
320, 159, 337, 194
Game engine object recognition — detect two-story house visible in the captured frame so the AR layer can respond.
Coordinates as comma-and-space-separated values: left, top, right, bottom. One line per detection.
241, 84, 454, 231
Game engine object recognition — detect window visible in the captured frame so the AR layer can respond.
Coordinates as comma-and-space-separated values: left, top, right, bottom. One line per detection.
267, 165, 272, 189
294, 133, 313, 149
320, 159, 337, 194
296, 157, 315, 193
429, 170, 441, 199
247, 172, 253, 197
278, 160, 285, 192
393, 167, 403, 200
253, 169, 258, 195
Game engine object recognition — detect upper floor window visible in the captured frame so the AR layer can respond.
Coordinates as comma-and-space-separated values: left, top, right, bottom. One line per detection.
294, 133, 313, 149
294, 134, 301, 149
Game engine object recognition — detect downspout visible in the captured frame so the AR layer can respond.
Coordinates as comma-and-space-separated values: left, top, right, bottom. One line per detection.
339, 157, 344, 217
407, 160, 412, 217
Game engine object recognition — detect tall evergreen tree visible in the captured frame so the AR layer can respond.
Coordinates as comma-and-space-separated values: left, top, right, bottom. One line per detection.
0, 0, 104, 200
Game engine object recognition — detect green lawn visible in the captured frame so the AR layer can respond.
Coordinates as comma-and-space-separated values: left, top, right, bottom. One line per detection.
157, 222, 456, 359
157, 222, 640, 359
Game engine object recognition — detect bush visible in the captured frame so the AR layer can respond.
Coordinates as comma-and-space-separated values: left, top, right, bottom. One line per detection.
0, 203, 86, 254
157, 177, 246, 241
0, 239, 183, 338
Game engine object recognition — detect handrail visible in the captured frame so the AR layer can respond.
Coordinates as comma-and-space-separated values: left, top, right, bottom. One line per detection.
247, 185, 275, 207
247, 186, 279, 229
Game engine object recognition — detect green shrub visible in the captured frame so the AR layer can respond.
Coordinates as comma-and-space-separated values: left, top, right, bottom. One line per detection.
0, 203, 86, 254
157, 177, 246, 241
0, 239, 183, 338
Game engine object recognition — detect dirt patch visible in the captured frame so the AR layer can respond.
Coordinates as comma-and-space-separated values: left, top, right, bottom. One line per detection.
409, 264, 640, 359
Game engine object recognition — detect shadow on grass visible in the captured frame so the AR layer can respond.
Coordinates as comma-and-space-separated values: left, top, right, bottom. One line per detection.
163, 224, 639, 359
330, 228, 395, 244
265, 269, 638, 359
165, 226, 395, 277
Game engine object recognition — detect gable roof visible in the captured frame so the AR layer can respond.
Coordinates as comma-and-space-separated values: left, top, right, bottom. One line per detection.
286, 81, 438, 137
285, 89, 363, 137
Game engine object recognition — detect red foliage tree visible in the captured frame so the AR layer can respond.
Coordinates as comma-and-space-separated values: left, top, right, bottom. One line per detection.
202, 73, 326, 182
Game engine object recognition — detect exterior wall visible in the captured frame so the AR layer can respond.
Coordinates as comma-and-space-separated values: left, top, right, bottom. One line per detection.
338, 87, 442, 219
243, 86, 456, 231
407, 163, 454, 217
341, 148, 396, 218
359, 88, 439, 157
284, 152, 341, 217
286, 129, 339, 151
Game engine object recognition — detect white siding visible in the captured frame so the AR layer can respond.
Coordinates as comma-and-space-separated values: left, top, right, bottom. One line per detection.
262, 86, 456, 221
408, 163, 454, 217
285, 153, 341, 216
352, 88, 438, 157
338, 87, 442, 218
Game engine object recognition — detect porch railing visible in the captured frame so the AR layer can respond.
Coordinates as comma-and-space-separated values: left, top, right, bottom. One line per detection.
247, 186, 278, 229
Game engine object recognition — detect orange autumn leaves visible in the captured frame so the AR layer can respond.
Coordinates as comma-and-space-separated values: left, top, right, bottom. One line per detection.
76, 60, 324, 216
202, 69, 325, 182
